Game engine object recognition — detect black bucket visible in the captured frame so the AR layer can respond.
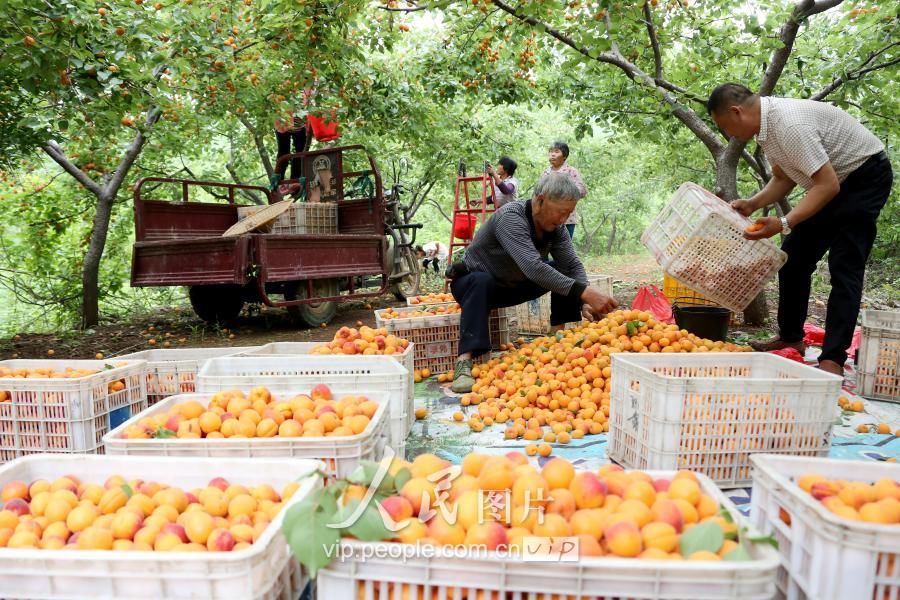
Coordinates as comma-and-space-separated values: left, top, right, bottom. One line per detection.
672, 301, 732, 341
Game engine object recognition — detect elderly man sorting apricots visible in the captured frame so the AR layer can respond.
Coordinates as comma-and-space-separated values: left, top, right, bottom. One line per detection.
447, 172, 618, 393
707, 83, 892, 377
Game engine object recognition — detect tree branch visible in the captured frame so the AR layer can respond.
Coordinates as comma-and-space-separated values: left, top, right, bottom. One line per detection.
810, 43, 900, 100
237, 113, 274, 180
642, 1, 663, 81
425, 198, 452, 223
41, 141, 102, 196
377, 0, 452, 11
490, 0, 724, 157
103, 107, 160, 198
760, 0, 845, 95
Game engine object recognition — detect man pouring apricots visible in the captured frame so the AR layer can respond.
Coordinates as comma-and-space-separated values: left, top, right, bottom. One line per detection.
446, 172, 618, 393
707, 83, 892, 376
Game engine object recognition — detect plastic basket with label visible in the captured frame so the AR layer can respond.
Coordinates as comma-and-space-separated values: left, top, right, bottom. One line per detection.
514, 273, 615, 335
231, 342, 414, 455
856, 309, 900, 403
641, 182, 787, 312
750, 454, 900, 600
104, 391, 389, 478
317, 469, 780, 600
116, 347, 257, 406
608, 353, 842, 487
374, 306, 512, 374
236, 201, 337, 235
0, 359, 147, 462
0, 454, 318, 599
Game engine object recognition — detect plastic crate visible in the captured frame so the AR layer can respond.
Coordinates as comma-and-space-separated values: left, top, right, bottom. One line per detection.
514, 274, 615, 335
856, 309, 900, 403
0, 360, 148, 462
231, 342, 414, 456
0, 453, 319, 599
641, 182, 787, 312
663, 273, 713, 307
236, 201, 337, 235
607, 353, 842, 487
750, 454, 900, 600
196, 356, 407, 455
104, 391, 389, 478
374, 307, 511, 374
116, 348, 258, 406
318, 469, 780, 600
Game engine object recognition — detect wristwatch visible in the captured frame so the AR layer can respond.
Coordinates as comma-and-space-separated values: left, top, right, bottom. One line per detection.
779, 216, 792, 235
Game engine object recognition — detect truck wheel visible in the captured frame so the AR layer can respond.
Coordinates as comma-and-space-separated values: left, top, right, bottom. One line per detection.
285, 279, 339, 328
390, 246, 421, 301
189, 285, 244, 324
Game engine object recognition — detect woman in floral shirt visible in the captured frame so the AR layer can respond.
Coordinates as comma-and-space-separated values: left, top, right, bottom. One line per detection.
542, 141, 587, 239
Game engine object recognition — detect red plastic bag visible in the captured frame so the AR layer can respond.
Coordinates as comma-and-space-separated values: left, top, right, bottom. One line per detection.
631, 285, 674, 324
769, 347, 806, 363
848, 326, 862, 360
803, 322, 825, 346
307, 113, 340, 142
452, 214, 477, 240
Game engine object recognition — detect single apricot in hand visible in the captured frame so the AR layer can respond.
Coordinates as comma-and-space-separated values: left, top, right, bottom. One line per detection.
745, 222, 764, 233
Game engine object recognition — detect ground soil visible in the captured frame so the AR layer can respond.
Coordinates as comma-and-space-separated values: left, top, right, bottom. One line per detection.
0, 253, 828, 359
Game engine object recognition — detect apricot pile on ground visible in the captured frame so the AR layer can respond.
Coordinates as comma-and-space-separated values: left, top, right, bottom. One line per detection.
796, 474, 900, 525
121, 384, 378, 439
371, 453, 740, 560
310, 326, 410, 356
0, 474, 301, 551
458, 309, 748, 439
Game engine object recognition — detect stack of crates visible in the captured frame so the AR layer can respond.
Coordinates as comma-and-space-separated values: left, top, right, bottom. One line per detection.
514, 274, 614, 335
237, 202, 337, 235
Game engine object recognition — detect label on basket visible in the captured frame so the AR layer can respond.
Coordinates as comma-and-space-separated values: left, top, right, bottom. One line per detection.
422, 341, 454, 358
625, 381, 641, 434
108, 406, 132, 431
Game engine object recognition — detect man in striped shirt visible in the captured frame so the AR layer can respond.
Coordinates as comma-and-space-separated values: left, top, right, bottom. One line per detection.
447, 172, 618, 393
708, 83, 892, 376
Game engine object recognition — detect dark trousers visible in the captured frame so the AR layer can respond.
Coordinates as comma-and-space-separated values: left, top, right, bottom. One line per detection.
778, 152, 892, 365
565, 224, 576, 239
451, 269, 582, 356
421, 258, 441, 273
275, 128, 307, 180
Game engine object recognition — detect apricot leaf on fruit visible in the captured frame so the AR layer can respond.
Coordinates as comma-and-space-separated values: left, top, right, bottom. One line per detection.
283, 489, 340, 577
393, 467, 411, 491
339, 500, 392, 542
679, 521, 724, 556
723, 542, 752, 562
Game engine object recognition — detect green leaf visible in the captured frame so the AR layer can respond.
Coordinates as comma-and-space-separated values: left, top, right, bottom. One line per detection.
393, 467, 411, 492
285, 508, 341, 577
153, 428, 176, 438
723, 542, 753, 562
121, 483, 133, 498
679, 521, 725, 556
340, 500, 393, 542
744, 533, 779, 549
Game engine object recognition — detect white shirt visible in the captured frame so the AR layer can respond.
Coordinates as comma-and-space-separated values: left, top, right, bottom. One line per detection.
493, 175, 519, 208
758, 97, 884, 190
422, 242, 448, 260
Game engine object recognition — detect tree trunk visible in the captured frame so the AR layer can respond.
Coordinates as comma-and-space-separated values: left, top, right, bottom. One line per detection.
81, 193, 116, 328
606, 215, 617, 255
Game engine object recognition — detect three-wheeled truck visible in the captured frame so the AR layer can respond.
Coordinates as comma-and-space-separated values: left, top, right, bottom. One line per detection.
130, 145, 422, 326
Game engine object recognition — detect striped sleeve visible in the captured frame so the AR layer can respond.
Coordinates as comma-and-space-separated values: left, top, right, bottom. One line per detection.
493, 209, 583, 298
551, 229, 588, 287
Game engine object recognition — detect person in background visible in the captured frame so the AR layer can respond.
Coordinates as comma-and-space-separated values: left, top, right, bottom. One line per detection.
487, 156, 519, 208
707, 83, 892, 376
274, 89, 314, 182
542, 141, 587, 239
415, 241, 449, 274
447, 172, 618, 393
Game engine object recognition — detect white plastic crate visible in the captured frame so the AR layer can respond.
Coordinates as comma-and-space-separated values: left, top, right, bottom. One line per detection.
318, 469, 780, 600
237, 201, 337, 235
0, 453, 319, 599
608, 353, 842, 487
196, 356, 407, 455
641, 182, 787, 312
104, 391, 389, 478
857, 309, 900, 403
116, 347, 258, 406
375, 306, 511, 374
232, 342, 414, 457
0, 360, 148, 462
750, 454, 900, 600
514, 273, 615, 335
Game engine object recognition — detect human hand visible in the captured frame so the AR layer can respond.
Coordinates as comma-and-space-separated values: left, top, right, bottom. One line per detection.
486, 165, 495, 177
744, 216, 782, 240
581, 286, 618, 318
731, 199, 755, 217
